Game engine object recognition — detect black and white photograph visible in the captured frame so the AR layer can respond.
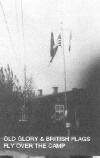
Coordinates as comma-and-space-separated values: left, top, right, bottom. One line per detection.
0, 0, 100, 156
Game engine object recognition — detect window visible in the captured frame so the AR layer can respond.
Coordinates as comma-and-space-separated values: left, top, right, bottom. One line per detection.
55, 104, 64, 113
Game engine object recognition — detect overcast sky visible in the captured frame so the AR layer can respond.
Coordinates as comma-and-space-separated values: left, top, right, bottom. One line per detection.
0, 0, 100, 94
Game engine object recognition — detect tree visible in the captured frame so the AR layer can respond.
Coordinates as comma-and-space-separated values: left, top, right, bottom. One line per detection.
0, 64, 20, 94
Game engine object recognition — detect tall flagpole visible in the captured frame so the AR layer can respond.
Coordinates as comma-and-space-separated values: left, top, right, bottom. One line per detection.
61, 23, 71, 136
61, 23, 72, 135
61, 22, 67, 111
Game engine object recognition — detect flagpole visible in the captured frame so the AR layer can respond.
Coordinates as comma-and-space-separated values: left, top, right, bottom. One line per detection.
61, 23, 72, 135
61, 23, 67, 111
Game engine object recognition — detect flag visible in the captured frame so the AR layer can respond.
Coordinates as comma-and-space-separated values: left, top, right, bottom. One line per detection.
50, 32, 61, 63
50, 32, 55, 59
57, 34, 61, 46
68, 32, 72, 52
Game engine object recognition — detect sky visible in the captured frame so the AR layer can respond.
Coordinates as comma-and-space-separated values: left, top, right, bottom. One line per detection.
0, 0, 100, 94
